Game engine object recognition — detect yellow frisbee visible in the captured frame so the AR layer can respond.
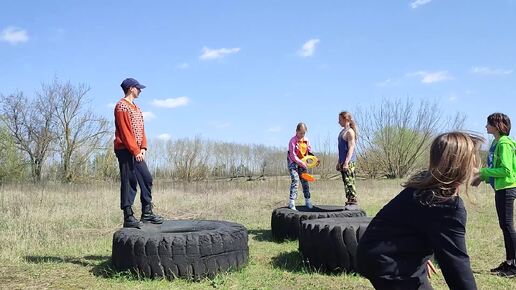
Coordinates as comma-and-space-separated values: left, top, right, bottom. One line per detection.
301, 155, 319, 169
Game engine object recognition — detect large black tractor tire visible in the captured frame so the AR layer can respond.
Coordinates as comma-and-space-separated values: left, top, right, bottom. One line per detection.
111, 220, 248, 280
298, 216, 372, 272
271, 205, 366, 241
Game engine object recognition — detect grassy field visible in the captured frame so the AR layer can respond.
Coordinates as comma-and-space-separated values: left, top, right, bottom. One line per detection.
0, 178, 515, 289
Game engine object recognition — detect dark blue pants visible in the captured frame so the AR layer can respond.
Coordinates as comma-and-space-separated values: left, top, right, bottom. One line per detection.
115, 149, 153, 210
495, 187, 516, 260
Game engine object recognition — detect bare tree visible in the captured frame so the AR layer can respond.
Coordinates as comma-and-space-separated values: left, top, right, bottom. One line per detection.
168, 137, 209, 181
47, 80, 110, 182
90, 140, 119, 181
0, 125, 27, 182
356, 98, 465, 179
0, 92, 56, 182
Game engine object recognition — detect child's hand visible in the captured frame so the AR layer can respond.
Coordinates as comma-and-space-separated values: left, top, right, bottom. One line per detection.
427, 260, 438, 279
471, 175, 482, 187
470, 168, 481, 187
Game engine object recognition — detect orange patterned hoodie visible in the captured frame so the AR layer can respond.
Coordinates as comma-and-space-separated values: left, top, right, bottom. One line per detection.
114, 98, 148, 156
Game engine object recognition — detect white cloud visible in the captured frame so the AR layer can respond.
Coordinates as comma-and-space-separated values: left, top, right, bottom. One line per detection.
470, 66, 513, 76
177, 62, 190, 69
410, 0, 432, 9
268, 126, 282, 133
157, 133, 171, 141
211, 121, 231, 128
448, 93, 458, 102
142, 111, 156, 121
407, 70, 453, 84
298, 38, 320, 57
152, 97, 189, 108
375, 78, 396, 87
199, 47, 240, 60
107, 102, 116, 108
0, 26, 29, 45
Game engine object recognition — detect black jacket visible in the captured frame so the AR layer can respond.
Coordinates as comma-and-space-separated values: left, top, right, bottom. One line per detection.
357, 187, 477, 290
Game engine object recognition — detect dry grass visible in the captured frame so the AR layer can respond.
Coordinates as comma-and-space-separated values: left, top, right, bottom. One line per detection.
0, 178, 514, 289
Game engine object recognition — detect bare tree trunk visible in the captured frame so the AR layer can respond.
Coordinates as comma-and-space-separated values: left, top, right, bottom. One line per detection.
0, 91, 56, 182
45, 80, 110, 182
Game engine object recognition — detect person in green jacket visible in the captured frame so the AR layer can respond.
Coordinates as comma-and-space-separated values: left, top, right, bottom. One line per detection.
473, 112, 516, 277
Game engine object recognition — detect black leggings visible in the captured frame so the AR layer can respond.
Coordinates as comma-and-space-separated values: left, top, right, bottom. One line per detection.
495, 188, 516, 260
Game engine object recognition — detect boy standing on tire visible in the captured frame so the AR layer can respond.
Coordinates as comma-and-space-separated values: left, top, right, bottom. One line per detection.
114, 78, 164, 228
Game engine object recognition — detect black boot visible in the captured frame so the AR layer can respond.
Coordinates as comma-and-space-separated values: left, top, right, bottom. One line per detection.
141, 204, 164, 224
123, 206, 143, 228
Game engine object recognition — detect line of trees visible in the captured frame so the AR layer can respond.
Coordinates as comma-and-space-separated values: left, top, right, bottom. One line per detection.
1, 80, 472, 184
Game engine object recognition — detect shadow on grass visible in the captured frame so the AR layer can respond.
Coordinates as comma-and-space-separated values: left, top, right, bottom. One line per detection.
24, 255, 140, 280
24, 255, 103, 268
247, 229, 273, 242
271, 251, 309, 273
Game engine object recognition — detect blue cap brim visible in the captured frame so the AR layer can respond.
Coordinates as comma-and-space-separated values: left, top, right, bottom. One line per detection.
136, 84, 146, 89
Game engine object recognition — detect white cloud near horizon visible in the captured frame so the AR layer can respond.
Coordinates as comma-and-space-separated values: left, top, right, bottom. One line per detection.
152, 97, 189, 108
176, 62, 190, 69
298, 38, 320, 57
211, 121, 231, 128
142, 111, 156, 121
268, 126, 282, 133
157, 133, 171, 141
448, 93, 458, 102
375, 78, 397, 87
199, 47, 240, 60
470, 66, 513, 76
407, 70, 453, 84
410, 0, 432, 9
0, 26, 29, 45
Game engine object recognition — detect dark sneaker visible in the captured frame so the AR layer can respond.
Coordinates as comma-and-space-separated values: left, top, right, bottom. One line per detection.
141, 204, 164, 224
491, 261, 510, 273
497, 264, 516, 277
123, 207, 143, 228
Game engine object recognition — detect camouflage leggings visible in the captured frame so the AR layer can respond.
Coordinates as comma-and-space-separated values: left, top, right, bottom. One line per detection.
340, 162, 357, 200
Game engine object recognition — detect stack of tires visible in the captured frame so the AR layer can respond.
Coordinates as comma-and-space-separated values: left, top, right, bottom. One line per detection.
298, 216, 372, 272
111, 220, 249, 280
271, 205, 371, 273
271, 205, 366, 241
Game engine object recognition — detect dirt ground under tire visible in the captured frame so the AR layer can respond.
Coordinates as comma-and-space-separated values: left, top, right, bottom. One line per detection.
111, 220, 248, 280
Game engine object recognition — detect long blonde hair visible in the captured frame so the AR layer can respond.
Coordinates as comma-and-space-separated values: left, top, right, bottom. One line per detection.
339, 111, 357, 140
403, 131, 484, 203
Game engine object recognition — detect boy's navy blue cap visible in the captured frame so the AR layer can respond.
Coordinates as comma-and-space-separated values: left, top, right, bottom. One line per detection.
121, 78, 146, 90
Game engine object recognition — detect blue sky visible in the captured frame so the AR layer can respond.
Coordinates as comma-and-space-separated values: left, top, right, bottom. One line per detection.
1, 0, 515, 147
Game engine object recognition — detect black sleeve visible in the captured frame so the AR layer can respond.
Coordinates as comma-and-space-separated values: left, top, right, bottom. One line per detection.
428, 210, 477, 290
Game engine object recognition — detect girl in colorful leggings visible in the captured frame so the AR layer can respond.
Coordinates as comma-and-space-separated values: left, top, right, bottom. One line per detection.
287, 123, 315, 210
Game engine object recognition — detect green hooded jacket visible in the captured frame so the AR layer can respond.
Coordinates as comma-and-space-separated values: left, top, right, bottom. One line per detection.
480, 135, 516, 190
